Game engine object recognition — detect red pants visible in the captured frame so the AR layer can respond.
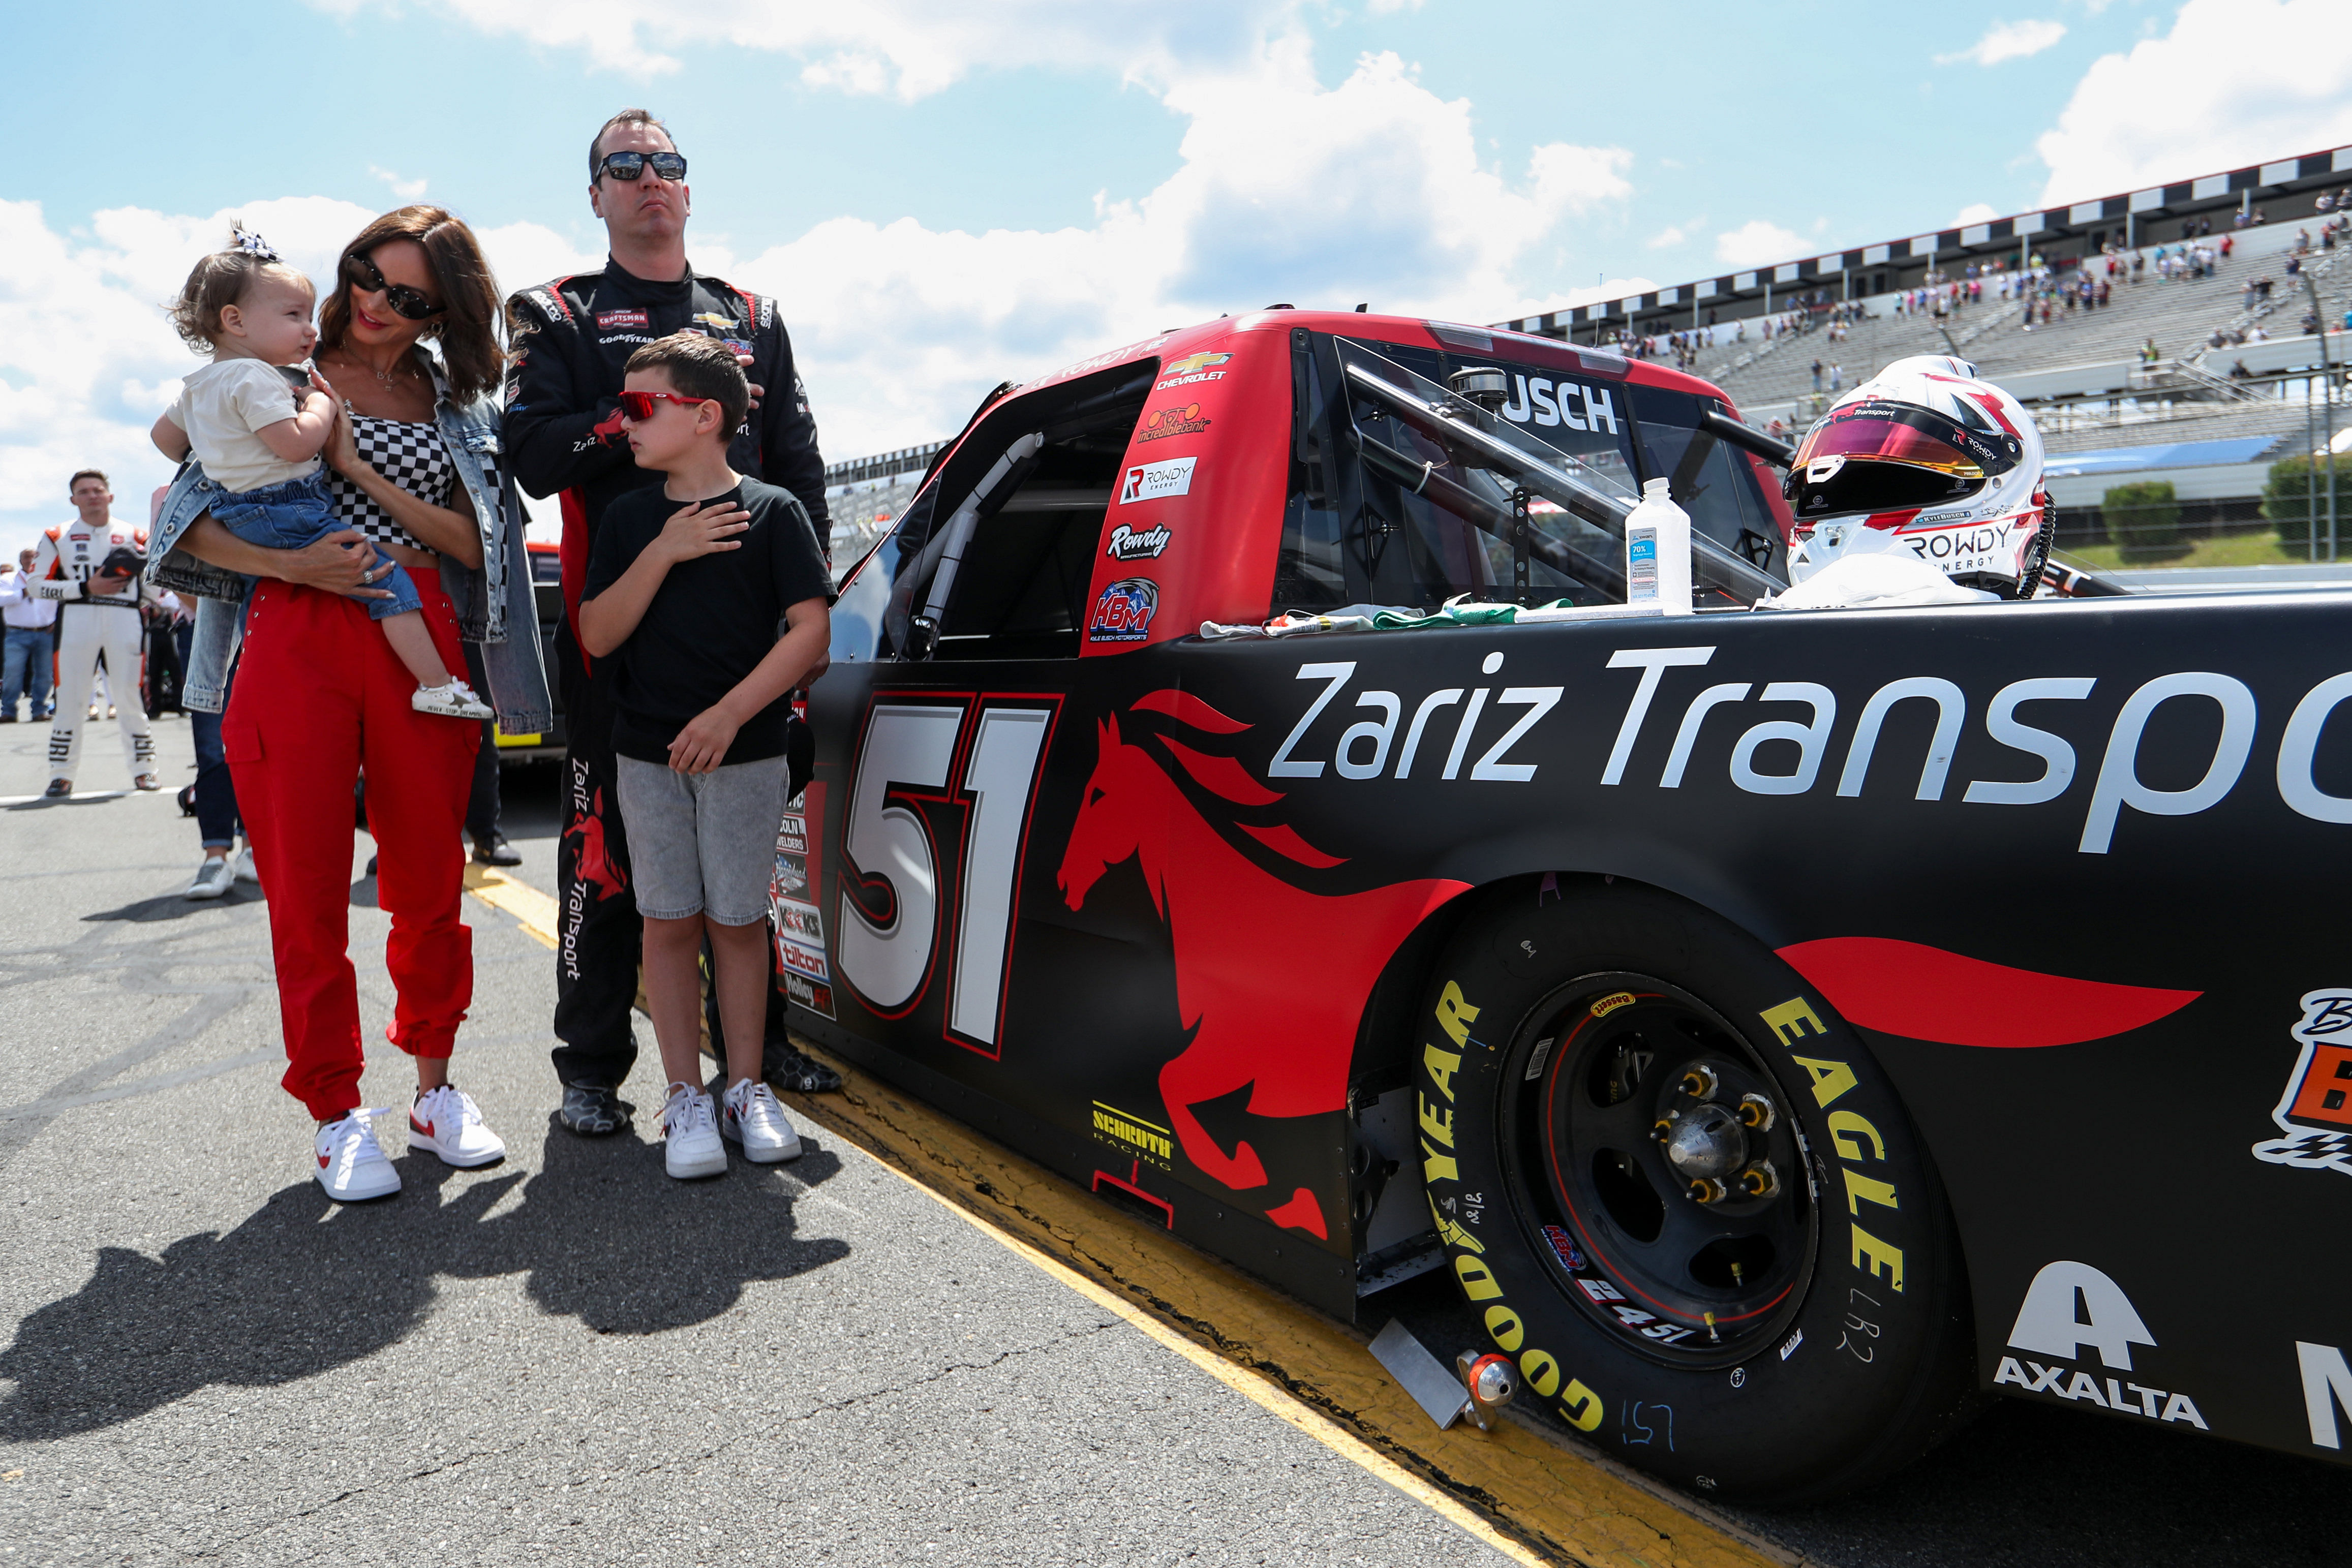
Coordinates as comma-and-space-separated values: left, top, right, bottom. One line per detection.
225, 573, 480, 1120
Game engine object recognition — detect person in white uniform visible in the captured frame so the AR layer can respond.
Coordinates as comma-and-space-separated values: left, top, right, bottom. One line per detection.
33, 470, 161, 798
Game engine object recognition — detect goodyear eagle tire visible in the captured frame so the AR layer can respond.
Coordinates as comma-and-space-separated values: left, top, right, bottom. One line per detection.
1414, 878, 1978, 1502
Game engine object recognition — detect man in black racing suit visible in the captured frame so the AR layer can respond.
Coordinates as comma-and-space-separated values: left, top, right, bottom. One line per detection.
505, 107, 839, 1134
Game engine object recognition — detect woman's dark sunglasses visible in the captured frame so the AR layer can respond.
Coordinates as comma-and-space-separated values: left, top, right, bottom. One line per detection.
597, 150, 688, 183
344, 251, 443, 321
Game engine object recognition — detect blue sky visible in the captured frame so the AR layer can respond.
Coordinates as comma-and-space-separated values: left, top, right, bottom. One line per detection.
5, 0, 2350, 557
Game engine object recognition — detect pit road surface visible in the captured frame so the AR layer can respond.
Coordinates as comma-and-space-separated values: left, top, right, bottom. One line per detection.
0, 717, 1522, 1567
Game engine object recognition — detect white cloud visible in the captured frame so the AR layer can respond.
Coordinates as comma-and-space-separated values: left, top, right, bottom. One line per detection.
1647, 223, 1691, 249
1367, 0, 1425, 11
314, 0, 1292, 97
1, 41, 1633, 557
2036, 0, 2352, 206
1954, 201, 2000, 225
370, 166, 430, 201
1937, 19, 2067, 67
1715, 219, 1805, 269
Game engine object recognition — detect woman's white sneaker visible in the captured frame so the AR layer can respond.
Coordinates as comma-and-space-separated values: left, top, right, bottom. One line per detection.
408, 1084, 506, 1167
412, 680, 495, 720
661, 1084, 727, 1179
722, 1079, 802, 1163
315, 1111, 401, 1202
182, 856, 236, 901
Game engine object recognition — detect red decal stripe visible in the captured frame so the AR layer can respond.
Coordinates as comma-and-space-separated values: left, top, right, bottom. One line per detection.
1236, 820, 1347, 869
1265, 1186, 1328, 1238
1776, 936, 2201, 1048
1130, 689, 1250, 733
1161, 736, 1283, 806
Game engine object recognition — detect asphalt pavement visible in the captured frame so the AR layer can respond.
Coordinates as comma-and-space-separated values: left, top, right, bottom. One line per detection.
0, 714, 1517, 1567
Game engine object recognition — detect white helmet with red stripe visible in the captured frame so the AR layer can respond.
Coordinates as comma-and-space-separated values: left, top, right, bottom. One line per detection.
1783, 355, 2052, 598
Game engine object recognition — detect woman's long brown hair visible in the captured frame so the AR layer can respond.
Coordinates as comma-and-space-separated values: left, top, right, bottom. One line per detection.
317, 205, 507, 405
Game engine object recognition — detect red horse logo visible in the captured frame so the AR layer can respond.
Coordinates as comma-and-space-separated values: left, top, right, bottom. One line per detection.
1056, 692, 1467, 1236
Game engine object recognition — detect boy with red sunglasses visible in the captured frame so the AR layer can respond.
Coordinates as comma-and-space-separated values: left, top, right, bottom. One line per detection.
577, 333, 830, 1178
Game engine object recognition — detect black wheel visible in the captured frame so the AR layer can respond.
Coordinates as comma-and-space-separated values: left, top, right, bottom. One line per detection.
1415, 877, 1980, 1502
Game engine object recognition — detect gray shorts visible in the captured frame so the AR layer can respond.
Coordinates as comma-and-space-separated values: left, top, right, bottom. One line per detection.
613, 753, 788, 925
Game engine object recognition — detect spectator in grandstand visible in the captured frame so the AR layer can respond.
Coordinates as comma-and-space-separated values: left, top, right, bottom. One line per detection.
2232, 359, 2254, 381
2142, 337, 2159, 364
1811, 359, 1822, 390
1829, 363, 1844, 392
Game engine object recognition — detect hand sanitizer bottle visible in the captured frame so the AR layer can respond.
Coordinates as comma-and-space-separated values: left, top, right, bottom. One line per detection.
1624, 478, 1693, 616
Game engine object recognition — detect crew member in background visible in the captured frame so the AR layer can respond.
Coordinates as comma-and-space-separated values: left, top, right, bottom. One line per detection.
506, 106, 839, 1135
33, 471, 160, 797
2, 546, 58, 723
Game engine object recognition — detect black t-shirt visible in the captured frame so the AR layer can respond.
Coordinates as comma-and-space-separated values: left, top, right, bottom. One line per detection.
584, 476, 832, 767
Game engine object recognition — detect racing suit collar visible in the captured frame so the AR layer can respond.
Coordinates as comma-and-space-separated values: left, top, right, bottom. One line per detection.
601, 254, 698, 300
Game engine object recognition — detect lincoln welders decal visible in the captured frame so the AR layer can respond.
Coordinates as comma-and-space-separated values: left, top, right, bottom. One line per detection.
1056, 692, 1468, 1234
2253, 989, 2352, 1177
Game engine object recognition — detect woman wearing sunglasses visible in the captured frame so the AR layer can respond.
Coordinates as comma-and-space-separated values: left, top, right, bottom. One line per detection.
154, 205, 550, 1202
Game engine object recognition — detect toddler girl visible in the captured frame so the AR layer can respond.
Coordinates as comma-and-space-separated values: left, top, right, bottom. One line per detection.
151, 228, 491, 719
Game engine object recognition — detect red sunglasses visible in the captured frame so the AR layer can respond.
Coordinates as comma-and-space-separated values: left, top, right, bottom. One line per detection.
615, 390, 710, 421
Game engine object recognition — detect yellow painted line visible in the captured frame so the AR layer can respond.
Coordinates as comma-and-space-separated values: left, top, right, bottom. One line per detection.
462, 864, 559, 949
454, 870, 1787, 1568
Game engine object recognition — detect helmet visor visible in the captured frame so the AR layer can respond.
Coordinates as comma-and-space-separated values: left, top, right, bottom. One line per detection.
1791, 398, 2023, 481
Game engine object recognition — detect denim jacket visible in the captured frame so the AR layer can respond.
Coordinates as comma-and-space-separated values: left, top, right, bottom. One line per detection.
148, 351, 552, 733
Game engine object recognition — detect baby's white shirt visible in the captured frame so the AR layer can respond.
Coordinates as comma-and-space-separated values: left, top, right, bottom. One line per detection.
175, 359, 322, 494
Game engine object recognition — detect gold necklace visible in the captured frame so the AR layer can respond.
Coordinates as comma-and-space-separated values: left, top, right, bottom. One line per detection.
334, 350, 410, 390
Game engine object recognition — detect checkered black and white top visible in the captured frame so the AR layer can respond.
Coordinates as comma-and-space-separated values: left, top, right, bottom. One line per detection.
325, 415, 497, 552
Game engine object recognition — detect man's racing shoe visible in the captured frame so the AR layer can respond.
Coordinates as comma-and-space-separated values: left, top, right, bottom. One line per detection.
764, 1042, 842, 1095
558, 1081, 629, 1136
470, 831, 523, 867
661, 1084, 727, 1179
722, 1079, 803, 1162
133, 773, 162, 792
42, 779, 71, 800
182, 856, 236, 901
315, 1110, 401, 1202
408, 1084, 506, 1168
412, 680, 495, 720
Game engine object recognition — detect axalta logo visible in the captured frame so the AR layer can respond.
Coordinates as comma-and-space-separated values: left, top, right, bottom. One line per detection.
1995, 1260, 2208, 1428
1105, 523, 1171, 562
1087, 578, 1158, 643
2252, 989, 2352, 1176
1120, 456, 1196, 505
1091, 1101, 1174, 1167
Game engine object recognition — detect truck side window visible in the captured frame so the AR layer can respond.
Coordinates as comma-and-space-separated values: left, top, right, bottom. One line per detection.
929, 437, 1125, 661
1629, 384, 1787, 577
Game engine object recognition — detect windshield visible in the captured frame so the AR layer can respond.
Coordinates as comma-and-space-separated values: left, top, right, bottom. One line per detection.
1276, 334, 1782, 612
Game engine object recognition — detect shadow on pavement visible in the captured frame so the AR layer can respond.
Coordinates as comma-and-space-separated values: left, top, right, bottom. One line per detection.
80, 888, 264, 924
0, 1121, 851, 1440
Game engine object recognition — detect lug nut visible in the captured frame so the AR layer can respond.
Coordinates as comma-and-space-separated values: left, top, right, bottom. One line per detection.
1651, 1115, 1676, 1143
1737, 1093, 1776, 1132
1677, 1064, 1720, 1100
1736, 1160, 1780, 1200
1688, 1176, 1728, 1205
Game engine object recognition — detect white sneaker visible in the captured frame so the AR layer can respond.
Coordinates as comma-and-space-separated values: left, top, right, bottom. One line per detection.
660, 1084, 727, 1179
315, 1110, 401, 1202
182, 855, 236, 901
412, 680, 495, 720
233, 847, 260, 885
722, 1079, 803, 1163
408, 1084, 506, 1168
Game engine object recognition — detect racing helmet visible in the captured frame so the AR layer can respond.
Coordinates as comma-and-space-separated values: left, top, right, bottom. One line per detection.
1783, 355, 2052, 598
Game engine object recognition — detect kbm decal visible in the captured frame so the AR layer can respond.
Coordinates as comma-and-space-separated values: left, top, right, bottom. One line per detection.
1496, 372, 1620, 435
2252, 989, 2352, 1176
1091, 1101, 1174, 1169
595, 309, 649, 330
1120, 456, 1197, 505
1105, 523, 1171, 562
1994, 1260, 2209, 1428
1137, 402, 1210, 443
1088, 578, 1159, 643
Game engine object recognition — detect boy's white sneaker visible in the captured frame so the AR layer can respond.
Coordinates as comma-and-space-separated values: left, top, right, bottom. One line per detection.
722, 1079, 803, 1163
408, 1084, 506, 1168
661, 1085, 727, 1179
315, 1110, 401, 1203
182, 856, 236, 901
412, 680, 495, 720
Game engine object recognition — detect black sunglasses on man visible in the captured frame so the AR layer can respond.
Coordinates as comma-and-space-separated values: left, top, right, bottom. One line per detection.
596, 150, 688, 183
